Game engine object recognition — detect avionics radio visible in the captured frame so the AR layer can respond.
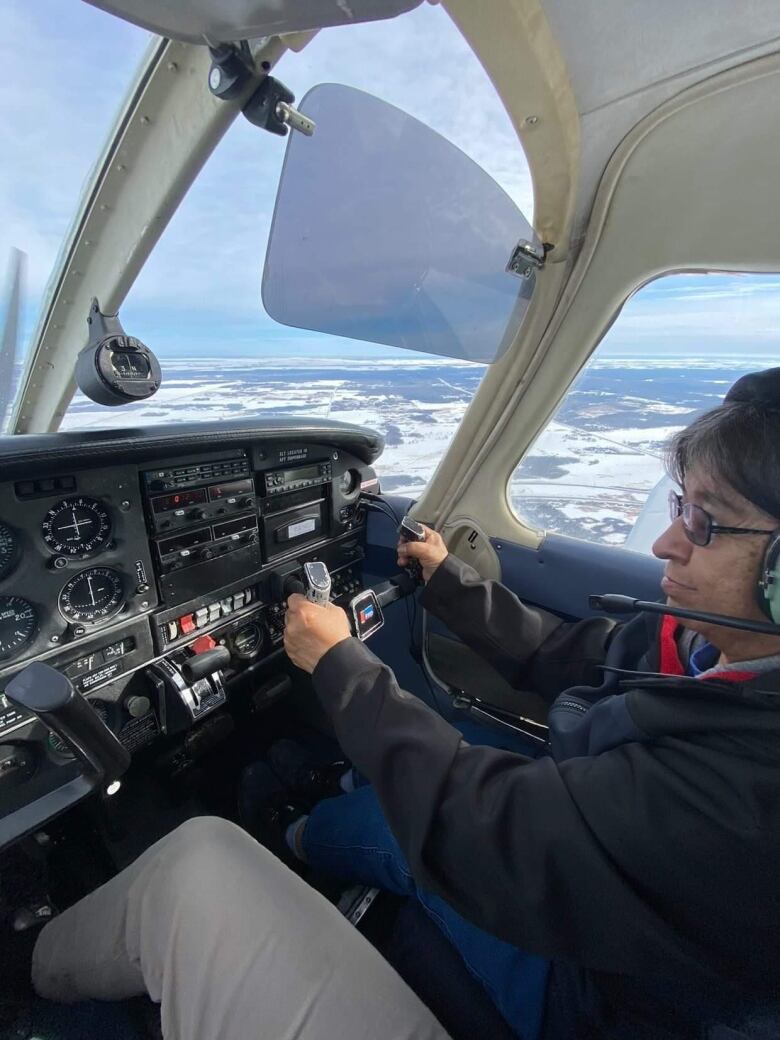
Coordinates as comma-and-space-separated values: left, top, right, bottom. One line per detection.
142, 453, 261, 605
259, 461, 333, 560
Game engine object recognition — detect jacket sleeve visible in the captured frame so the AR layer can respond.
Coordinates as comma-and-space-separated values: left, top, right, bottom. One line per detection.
421, 553, 618, 699
312, 639, 715, 979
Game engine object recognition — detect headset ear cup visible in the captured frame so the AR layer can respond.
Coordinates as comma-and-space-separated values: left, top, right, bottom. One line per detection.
758, 531, 780, 623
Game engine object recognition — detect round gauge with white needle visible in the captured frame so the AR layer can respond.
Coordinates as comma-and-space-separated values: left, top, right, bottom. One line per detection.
58, 567, 124, 624
42, 497, 112, 558
0, 596, 37, 659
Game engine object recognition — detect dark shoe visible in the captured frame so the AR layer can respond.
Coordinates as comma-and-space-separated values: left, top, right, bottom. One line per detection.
238, 761, 307, 869
267, 739, 350, 809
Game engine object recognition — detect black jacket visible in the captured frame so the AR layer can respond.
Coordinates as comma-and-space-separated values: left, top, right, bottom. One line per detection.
312, 555, 780, 1036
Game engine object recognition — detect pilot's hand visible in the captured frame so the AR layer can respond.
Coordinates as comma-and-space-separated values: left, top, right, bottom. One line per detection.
284, 593, 352, 674
397, 524, 448, 582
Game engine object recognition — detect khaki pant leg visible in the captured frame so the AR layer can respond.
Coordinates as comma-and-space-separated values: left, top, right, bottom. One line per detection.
32, 816, 450, 1040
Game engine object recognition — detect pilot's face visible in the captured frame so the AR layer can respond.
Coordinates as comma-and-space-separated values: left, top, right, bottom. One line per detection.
652, 466, 779, 654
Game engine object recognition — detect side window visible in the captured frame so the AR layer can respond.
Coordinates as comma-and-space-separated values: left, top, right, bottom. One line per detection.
508, 273, 780, 553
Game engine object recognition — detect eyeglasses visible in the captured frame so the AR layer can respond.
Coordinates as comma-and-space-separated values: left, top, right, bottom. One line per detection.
668, 491, 775, 547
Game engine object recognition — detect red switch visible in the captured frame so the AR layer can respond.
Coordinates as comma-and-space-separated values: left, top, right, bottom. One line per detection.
179, 614, 196, 635
191, 634, 217, 655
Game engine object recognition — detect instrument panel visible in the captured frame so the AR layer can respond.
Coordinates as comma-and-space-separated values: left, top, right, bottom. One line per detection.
0, 465, 155, 668
0, 421, 379, 844
0, 428, 373, 738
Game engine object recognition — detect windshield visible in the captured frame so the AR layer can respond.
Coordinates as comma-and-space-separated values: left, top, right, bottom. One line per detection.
0, 0, 151, 432
40, 4, 532, 496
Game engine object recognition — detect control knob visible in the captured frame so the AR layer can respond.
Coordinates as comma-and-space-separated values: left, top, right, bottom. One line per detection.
125, 695, 151, 718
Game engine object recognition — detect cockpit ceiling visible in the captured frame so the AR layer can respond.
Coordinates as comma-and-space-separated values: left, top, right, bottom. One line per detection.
82, 0, 424, 44
542, 0, 780, 117
529, 0, 780, 242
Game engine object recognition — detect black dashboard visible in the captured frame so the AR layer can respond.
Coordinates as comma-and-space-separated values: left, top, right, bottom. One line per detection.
0, 417, 382, 838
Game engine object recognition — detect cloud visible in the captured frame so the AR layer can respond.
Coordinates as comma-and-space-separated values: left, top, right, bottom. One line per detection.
601, 273, 780, 354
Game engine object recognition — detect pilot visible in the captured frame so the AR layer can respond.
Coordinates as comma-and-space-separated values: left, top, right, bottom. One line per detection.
31, 368, 780, 1039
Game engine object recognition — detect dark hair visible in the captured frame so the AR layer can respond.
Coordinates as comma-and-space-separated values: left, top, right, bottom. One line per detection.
665, 401, 780, 521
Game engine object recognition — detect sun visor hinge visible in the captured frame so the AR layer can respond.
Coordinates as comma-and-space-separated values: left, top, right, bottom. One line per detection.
207, 44, 314, 138
506, 239, 553, 278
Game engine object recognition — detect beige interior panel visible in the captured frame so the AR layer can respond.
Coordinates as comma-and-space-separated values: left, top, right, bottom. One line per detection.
442, 518, 502, 580
420, 52, 780, 545
443, 0, 580, 253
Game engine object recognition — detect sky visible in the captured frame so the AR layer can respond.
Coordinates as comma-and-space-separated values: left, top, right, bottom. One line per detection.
1, 0, 780, 370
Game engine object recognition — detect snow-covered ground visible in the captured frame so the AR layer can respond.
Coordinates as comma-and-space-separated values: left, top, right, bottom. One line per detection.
62, 353, 775, 549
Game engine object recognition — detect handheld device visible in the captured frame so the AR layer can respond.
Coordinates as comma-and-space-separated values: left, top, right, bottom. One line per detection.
398, 515, 425, 582
302, 561, 331, 607
348, 589, 384, 641
398, 516, 426, 543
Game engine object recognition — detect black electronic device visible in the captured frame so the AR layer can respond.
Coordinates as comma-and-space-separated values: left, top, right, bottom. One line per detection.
398, 515, 425, 583
260, 462, 335, 561
263, 461, 333, 496
399, 516, 426, 542
141, 456, 260, 604
349, 589, 384, 641
75, 298, 161, 406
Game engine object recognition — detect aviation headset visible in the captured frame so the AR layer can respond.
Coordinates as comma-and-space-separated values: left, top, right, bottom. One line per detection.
722, 368, 780, 624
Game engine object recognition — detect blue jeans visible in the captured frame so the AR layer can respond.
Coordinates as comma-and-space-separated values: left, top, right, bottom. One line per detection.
303, 782, 550, 1040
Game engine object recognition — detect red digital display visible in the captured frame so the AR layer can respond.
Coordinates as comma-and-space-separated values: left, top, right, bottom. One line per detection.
152, 488, 207, 513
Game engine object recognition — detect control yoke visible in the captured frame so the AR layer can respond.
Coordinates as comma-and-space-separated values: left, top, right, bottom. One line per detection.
1, 662, 131, 850
6, 663, 130, 780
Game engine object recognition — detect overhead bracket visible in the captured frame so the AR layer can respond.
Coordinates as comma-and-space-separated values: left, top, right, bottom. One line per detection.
207, 42, 255, 101
506, 239, 553, 278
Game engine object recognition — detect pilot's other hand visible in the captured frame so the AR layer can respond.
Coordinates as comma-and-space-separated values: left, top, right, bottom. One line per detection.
284, 593, 352, 673
397, 524, 448, 582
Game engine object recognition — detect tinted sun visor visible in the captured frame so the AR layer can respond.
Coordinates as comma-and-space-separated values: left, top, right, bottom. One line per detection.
262, 85, 539, 364
83, 0, 423, 44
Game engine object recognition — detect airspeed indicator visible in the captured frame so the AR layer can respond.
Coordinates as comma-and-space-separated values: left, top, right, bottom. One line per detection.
0, 596, 37, 659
